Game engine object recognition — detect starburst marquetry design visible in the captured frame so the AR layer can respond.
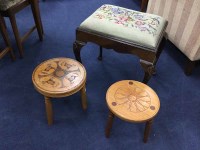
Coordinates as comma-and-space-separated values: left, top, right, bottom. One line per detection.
113, 83, 152, 113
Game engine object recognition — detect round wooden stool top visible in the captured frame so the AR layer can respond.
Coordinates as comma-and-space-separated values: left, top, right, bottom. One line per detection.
106, 80, 160, 122
32, 58, 86, 98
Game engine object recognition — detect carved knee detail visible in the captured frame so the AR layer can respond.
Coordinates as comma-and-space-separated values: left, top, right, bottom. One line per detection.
73, 40, 86, 63
140, 60, 154, 75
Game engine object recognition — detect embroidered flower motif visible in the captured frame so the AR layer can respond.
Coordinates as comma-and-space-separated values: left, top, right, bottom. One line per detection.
134, 14, 144, 20
112, 7, 124, 15
93, 5, 162, 36
95, 14, 105, 19
135, 21, 145, 26
115, 16, 128, 24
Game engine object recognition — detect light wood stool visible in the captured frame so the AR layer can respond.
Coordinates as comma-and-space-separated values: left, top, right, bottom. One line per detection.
105, 80, 160, 143
32, 58, 87, 125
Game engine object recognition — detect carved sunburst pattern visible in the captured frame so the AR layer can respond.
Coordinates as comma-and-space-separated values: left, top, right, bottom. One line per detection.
113, 83, 151, 113
37, 60, 81, 90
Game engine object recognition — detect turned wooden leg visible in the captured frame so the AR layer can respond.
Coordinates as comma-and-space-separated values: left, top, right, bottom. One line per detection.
0, 16, 15, 60
98, 46, 103, 60
30, 0, 43, 41
140, 60, 154, 84
9, 14, 24, 58
141, 0, 149, 12
80, 84, 87, 110
105, 111, 115, 138
44, 96, 53, 125
143, 119, 153, 143
73, 40, 86, 63
185, 59, 196, 76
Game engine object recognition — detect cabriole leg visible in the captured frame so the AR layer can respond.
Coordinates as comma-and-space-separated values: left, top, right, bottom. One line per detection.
98, 46, 103, 60
73, 40, 86, 63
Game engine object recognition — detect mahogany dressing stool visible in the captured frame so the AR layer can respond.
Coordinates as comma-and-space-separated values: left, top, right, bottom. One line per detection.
32, 58, 87, 125
73, 4, 168, 84
105, 80, 160, 143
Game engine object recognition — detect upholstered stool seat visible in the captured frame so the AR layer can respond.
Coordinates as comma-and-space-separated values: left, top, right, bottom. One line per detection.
80, 4, 167, 49
0, 0, 25, 11
73, 4, 168, 83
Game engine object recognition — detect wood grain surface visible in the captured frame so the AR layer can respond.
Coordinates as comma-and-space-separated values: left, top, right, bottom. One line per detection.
106, 80, 160, 122
32, 58, 86, 98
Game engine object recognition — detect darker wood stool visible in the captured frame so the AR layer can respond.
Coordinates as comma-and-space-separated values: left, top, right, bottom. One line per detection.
32, 58, 87, 125
105, 80, 160, 143
73, 4, 168, 84
0, 15, 15, 60
0, 0, 43, 57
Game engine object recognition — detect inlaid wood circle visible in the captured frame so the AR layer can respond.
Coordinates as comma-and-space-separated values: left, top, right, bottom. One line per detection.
32, 58, 86, 97
106, 80, 160, 122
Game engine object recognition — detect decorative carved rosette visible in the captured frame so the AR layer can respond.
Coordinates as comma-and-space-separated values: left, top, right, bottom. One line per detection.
106, 80, 160, 122
113, 83, 151, 113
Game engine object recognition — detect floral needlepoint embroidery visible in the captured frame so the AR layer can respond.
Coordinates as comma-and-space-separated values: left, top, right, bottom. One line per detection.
135, 21, 144, 26
93, 5, 162, 36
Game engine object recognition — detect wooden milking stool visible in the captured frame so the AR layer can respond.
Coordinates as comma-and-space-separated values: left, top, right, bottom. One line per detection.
105, 80, 160, 143
32, 58, 87, 125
